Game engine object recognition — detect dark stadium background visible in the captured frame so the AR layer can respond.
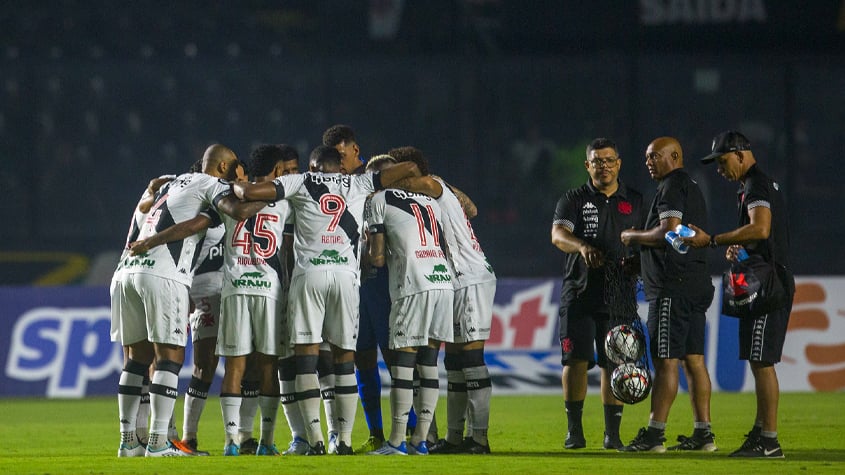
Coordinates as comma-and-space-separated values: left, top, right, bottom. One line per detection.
1, 1, 843, 284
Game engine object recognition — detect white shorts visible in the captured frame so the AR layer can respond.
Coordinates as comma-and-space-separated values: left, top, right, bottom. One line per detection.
287, 271, 360, 350
189, 272, 222, 342
217, 294, 283, 357
389, 289, 454, 349
109, 275, 125, 342
112, 273, 190, 347
452, 280, 496, 343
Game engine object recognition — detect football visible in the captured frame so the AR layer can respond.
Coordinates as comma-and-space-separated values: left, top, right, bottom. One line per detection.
610, 363, 652, 404
604, 324, 645, 365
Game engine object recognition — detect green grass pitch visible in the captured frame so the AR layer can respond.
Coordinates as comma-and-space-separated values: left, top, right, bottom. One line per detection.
0, 392, 843, 474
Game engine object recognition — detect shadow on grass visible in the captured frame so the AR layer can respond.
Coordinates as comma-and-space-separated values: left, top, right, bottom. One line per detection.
485, 448, 845, 462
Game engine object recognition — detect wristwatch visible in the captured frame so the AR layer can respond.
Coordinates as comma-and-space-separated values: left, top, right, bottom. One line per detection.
709, 235, 718, 248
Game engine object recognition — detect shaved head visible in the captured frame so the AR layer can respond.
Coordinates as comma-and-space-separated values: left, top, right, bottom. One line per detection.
645, 136, 684, 180
201, 144, 239, 180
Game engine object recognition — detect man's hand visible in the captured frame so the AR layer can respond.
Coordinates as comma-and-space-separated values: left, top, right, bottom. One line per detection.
128, 240, 152, 256
681, 223, 711, 248
579, 243, 604, 268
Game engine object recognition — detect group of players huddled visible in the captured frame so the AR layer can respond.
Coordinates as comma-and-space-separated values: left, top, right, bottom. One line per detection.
110, 125, 497, 457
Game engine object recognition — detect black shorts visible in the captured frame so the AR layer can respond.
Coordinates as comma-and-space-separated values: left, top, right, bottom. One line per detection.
646, 293, 712, 360
558, 300, 613, 370
738, 296, 792, 364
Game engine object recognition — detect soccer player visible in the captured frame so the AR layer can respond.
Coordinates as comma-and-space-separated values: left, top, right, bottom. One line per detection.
113, 144, 252, 457
111, 175, 174, 457
551, 138, 644, 450
366, 161, 454, 455
387, 146, 496, 454
620, 137, 715, 453
354, 154, 398, 453
682, 131, 794, 458
232, 145, 420, 455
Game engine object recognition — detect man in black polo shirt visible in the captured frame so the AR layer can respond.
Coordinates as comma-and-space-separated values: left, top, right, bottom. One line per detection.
682, 131, 794, 458
620, 137, 715, 453
551, 138, 644, 450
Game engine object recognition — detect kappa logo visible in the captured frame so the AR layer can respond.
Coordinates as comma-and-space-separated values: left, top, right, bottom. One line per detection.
173, 328, 183, 335
310, 418, 320, 425
395, 330, 406, 337
420, 409, 432, 415
120, 418, 129, 424
227, 421, 238, 427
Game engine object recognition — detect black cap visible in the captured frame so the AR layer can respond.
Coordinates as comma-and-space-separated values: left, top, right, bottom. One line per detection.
700, 131, 751, 164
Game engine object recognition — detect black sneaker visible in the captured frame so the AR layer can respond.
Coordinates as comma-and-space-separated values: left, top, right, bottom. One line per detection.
428, 438, 464, 454
462, 437, 491, 454
564, 431, 586, 449
668, 430, 717, 452
603, 432, 624, 450
335, 441, 354, 455
729, 434, 784, 458
239, 437, 259, 455
619, 427, 666, 453
306, 441, 326, 456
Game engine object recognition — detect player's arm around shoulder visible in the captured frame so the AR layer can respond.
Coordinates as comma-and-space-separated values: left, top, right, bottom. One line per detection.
129, 214, 213, 255
377, 162, 422, 189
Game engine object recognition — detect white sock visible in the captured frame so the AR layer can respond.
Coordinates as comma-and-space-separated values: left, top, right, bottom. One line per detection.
258, 395, 280, 445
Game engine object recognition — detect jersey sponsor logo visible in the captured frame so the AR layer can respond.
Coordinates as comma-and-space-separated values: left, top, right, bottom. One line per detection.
309, 174, 352, 187
122, 252, 155, 269
581, 202, 599, 238
231, 271, 271, 289
309, 249, 349, 266
425, 264, 452, 283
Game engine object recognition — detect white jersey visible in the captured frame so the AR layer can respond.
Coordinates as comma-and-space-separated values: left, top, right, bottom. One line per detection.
434, 177, 496, 288
369, 189, 453, 300
112, 188, 153, 282
217, 200, 293, 300
122, 172, 229, 286
271, 171, 381, 279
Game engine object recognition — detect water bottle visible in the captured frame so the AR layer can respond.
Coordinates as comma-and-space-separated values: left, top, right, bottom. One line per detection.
736, 248, 749, 262
664, 231, 689, 254
665, 224, 695, 254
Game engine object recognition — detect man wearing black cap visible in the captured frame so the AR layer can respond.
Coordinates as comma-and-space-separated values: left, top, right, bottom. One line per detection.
682, 130, 794, 458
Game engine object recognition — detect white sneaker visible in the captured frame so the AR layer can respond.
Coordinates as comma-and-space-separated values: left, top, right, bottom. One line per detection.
118, 442, 145, 458
368, 441, 408, 455
145, 440, 194, 457
327, 431, 338, 454
283, 436, 310, 455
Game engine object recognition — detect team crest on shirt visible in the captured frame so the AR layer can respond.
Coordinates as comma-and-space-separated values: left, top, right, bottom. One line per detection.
618, 201, 633, 215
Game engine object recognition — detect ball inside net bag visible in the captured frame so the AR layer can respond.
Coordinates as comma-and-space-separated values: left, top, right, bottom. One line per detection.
604, 324, 646, 365
611, 363, 652, 405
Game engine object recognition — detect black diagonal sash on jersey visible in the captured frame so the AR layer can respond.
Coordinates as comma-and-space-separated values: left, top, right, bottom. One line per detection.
385, 190, 442, 239
304, 176, 361, 257
149, 184, 205, 273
